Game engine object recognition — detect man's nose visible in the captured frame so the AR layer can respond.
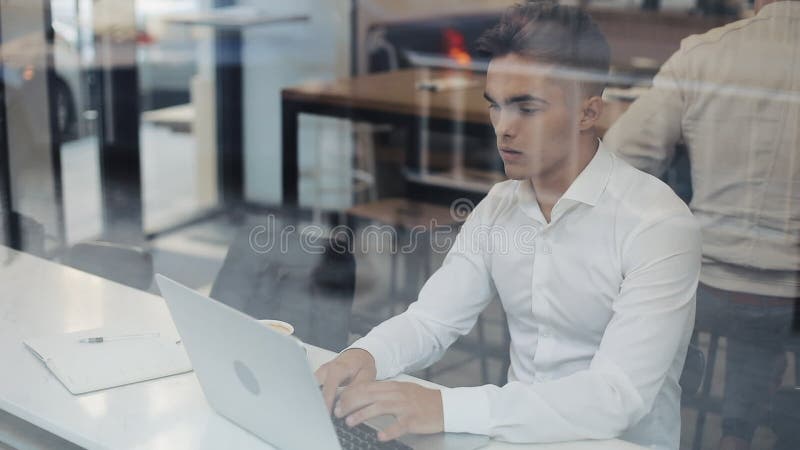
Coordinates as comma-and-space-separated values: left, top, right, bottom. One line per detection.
494, 111, 516, 141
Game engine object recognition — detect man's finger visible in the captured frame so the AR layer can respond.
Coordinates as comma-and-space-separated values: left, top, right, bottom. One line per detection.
321, 366, 351, 413
336, 384, 395, 418
350, 366, 374, 385
314, 365, 328, 385
335, 382, 379, 417
345, 401, 398, 428
372, 381, 404, 393
378, 419, 409, 442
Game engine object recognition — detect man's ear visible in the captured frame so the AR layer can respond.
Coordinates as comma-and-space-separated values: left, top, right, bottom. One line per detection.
578, 96, 604, 132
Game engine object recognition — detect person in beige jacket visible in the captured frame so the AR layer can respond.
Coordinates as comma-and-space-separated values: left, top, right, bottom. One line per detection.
604, 1, 799, 449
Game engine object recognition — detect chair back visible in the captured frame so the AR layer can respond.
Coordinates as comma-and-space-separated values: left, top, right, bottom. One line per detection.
211, 219, 356, 351
64, 241, 154, 291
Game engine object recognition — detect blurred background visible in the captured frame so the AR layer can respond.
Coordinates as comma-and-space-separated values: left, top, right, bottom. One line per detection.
0, 1, 793, 449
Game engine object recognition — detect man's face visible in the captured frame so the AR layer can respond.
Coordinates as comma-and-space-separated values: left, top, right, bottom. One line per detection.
484, 54, 581, 181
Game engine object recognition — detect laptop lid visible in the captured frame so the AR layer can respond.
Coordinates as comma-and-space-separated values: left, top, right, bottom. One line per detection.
156, 274, 489, 450
156, 274, 341, 450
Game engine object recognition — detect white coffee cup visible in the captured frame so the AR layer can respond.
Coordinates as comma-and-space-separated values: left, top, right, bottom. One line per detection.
258, 319, 295, 336
258, 319, 306, 354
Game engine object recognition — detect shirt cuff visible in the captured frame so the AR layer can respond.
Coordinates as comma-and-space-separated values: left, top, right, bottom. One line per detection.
440, 386, 491, 436
345, 336, 398, 380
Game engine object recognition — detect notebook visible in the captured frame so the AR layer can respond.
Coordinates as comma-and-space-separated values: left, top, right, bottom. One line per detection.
24, 327, 193, 395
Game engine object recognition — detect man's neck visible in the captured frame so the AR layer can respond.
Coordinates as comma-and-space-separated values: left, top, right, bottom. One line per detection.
530, 134, 599, 222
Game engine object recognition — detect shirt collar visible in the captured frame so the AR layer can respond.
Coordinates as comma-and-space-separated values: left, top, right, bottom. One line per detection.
560, 141, 613, 207
758, 1, 800, 18
515, 140, 613, 216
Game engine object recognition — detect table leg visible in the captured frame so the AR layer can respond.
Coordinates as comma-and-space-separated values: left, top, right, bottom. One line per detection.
282, 97, 299, 206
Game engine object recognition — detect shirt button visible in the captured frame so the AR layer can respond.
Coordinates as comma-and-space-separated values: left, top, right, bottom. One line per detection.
540, 242, 551, 255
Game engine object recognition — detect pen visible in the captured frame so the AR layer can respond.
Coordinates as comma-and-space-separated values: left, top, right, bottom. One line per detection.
78, 332, 160, 344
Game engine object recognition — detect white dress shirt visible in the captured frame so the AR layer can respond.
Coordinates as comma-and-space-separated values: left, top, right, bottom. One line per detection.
604, 1, 800, 298
350, 143, 701, 450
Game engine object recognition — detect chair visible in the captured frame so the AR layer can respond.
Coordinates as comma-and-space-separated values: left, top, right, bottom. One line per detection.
686, 309, 800, 450
210, 217, 356, 352
680, 344, 706, 397
684, 326, 723, 450
302, 121, 383, 225
62, 241, 154, 291
770, 336, 800, 450
346, 198, 462, 323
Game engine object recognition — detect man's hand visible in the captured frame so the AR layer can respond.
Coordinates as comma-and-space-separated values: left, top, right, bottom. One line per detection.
315, 349, 377, 413
334, 381, 444, 442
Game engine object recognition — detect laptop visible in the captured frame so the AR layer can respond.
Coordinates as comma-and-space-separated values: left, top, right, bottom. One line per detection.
155, 274, 489, 450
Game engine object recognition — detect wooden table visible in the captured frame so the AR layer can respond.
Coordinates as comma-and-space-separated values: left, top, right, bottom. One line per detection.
281, 68, 495, 205
281, 69, 636, 206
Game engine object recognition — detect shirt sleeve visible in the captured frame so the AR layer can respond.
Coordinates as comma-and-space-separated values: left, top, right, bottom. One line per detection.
603, 48, 687, 177
347, 193, 499, 380
439, 211, 701, 443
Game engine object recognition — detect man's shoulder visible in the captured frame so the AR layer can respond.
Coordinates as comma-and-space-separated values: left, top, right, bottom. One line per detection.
606, 157, 700, 261
472, 179, 519, 210
486, 179, 517, 198
678, 15, 761, 56
606, 154, 693, 223
466, 180, 518, 220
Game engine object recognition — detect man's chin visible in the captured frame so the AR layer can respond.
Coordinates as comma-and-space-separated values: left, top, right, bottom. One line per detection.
503, 166, 532, 181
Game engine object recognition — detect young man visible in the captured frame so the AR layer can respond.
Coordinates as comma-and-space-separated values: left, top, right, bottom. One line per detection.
316, 2, 701, 449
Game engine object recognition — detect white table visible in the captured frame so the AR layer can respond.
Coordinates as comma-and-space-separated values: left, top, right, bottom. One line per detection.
0, 247, 644, 450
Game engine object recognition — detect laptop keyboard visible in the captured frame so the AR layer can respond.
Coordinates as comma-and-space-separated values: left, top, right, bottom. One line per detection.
332, 415, 413, 450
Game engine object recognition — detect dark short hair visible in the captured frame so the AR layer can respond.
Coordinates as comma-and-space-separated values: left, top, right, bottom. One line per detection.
476, 1, 610, 96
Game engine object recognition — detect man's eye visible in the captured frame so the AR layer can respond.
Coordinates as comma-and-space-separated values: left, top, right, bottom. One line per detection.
519, 107, 539, 115
488, 104, 500, 111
